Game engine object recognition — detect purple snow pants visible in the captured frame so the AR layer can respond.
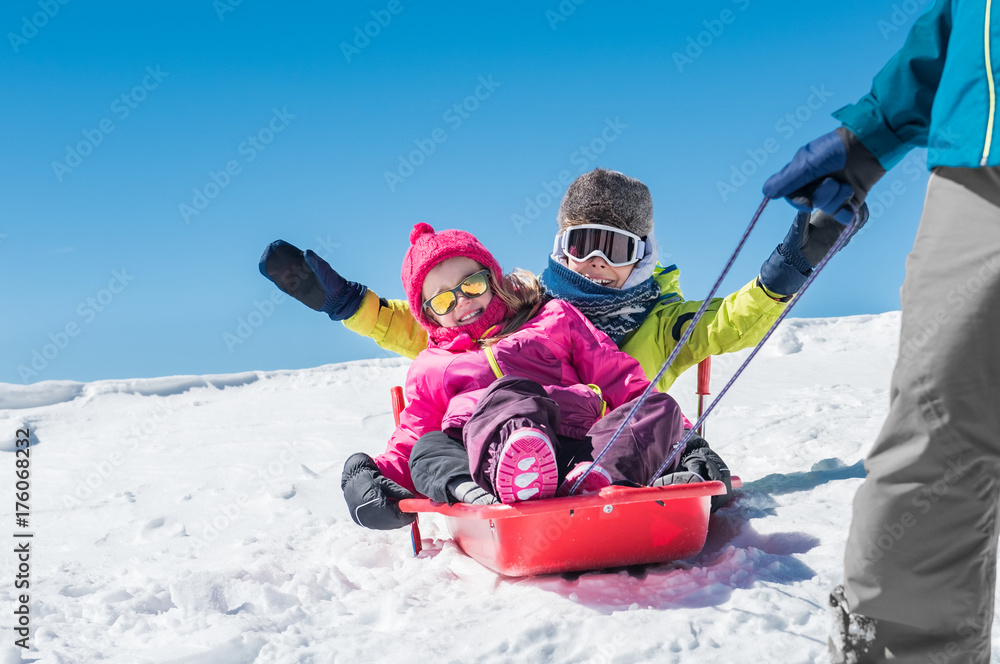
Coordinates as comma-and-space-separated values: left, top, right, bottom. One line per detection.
460, 376, 684, 493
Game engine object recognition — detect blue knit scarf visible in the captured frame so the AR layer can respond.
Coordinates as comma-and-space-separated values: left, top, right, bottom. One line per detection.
539, 257, 660, 345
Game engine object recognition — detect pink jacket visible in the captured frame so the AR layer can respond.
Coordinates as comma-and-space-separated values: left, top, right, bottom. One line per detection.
374, 299, 653, 492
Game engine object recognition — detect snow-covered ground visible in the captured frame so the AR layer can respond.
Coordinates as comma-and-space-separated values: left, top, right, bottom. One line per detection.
2, 312, 998, 663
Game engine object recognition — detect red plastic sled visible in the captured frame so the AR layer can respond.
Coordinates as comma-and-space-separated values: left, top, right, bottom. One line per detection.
400, 479, 739, 576
389, 369, 741, 577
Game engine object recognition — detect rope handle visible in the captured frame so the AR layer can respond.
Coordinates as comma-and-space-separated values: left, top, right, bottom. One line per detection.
570, 198, 862, 493
569, 197, 772, 494
645, 202, 863, 483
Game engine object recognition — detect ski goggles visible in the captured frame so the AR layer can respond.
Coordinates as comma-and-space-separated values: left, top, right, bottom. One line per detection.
422, 269, 491, 316
560, 224, 645, 267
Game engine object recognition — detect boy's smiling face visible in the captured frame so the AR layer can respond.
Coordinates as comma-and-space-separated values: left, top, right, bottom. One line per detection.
564, 255, 635, 289
560, 221, 637, 289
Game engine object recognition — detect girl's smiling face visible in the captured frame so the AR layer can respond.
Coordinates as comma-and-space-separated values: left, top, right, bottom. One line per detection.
421, 257, 494, 328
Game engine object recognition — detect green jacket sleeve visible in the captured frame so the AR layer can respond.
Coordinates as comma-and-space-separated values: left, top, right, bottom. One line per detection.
341, 289, 428, 360
832, 0, 952, 169
622, 278, 787, 392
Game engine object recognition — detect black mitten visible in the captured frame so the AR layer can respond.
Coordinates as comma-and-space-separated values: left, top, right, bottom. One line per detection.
259, 239, 367, 319
341, 453, 415, 530
679, 434, 733, 512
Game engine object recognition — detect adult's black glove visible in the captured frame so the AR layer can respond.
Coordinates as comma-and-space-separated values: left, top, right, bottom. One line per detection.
259, 239, 367, 320
341, 453, 415, 530
679, 434, 732, 513
763, 127, 885, 223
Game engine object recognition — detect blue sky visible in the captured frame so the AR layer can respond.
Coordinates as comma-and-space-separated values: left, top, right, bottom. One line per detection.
3, 0, 933, 384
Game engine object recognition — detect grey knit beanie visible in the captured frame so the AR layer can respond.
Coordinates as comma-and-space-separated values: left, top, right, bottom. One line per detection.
556, 168, 653, 238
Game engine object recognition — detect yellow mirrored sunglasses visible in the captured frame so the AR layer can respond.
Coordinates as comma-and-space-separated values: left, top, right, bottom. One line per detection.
422, 269, 491, 316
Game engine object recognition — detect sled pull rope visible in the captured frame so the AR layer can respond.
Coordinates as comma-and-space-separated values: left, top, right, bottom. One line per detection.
646, 202, 864, 484
569, 197, 771, 495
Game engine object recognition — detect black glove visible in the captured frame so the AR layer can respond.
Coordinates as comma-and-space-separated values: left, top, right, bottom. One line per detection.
341, 453, 415, 530
799, 206, 868, 265
679, 434, 732, 513
763, 127, 885, 223
259, 239, 367, 320
759, 205, 869, 297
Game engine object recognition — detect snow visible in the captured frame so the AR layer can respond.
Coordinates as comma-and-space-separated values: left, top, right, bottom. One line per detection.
2, 312, 998, 663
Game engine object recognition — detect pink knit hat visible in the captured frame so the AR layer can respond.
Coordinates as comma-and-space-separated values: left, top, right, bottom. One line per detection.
401, 223, 509, 346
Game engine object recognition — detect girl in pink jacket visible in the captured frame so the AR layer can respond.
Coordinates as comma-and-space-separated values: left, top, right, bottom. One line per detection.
341, 223, 695, 528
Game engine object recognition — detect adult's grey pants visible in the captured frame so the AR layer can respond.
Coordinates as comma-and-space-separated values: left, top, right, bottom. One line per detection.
840, 166, 1000, 662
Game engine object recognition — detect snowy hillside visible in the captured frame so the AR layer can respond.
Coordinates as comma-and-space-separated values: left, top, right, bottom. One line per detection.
2, 312, 997, 664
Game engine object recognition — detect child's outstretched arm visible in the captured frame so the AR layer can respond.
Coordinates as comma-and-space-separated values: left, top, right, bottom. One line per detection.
341, 292, 429, 360
259, 239, 428, 359
628, 276, 784, 392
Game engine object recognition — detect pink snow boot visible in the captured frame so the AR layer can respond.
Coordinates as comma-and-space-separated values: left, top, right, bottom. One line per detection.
557, 462, 613, 496
494, 428, 559, 504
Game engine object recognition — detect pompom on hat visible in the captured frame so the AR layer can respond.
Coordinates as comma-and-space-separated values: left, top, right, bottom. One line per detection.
401, 223, 509, 347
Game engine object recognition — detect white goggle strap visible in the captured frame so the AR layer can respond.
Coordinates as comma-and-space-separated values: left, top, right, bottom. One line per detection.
553, 231, 566, 259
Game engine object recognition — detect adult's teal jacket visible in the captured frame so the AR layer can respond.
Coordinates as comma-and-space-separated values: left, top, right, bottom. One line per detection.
835, 0, 999, 169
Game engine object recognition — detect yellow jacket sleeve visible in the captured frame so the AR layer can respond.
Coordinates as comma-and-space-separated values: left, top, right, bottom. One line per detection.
622, 277, 787, 392
341, 290, 428, 360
